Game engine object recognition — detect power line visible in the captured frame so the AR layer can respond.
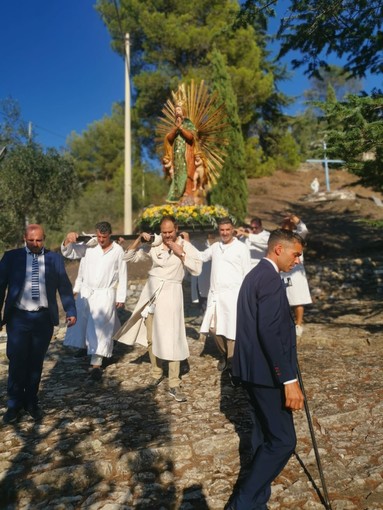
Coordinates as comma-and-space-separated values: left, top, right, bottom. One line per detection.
33, 123, 67, 141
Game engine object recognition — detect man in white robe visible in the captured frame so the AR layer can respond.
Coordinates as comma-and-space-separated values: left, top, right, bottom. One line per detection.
199, 217, 251, 373
115, 215, 202, 402
61, 221, 127, 380
237, 217, 270, 268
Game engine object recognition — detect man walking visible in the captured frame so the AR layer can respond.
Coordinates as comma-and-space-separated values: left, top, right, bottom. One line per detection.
115, 215, 202, 402
61, 221, 127, 380
199, 217, 250, 373
0, 224, 77, 424
228, 229, 305, 510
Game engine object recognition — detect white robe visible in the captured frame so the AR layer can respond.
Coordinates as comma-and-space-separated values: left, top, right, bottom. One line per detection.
190, 237, 212, 303
115, 238, 202, 361
281, 220, 312, 306
243, 229, 270, 267
200, 237, 251, 339
61, 241, 127, 357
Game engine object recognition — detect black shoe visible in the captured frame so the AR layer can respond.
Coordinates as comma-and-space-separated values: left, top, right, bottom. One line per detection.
73, 348, 88, 359
217, 357, 228, 372
25, 405, 43, 421
89, 367, 103, 381
3, 407, 22, 424
228, 370, 241, 388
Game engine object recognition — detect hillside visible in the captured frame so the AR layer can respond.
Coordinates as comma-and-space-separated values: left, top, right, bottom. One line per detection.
245, 165, 383, 260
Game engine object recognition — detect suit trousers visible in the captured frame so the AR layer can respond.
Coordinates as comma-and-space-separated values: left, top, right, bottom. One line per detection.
145, 313, 180, 388
232, 383, 297, 509
6, 308, 54, 409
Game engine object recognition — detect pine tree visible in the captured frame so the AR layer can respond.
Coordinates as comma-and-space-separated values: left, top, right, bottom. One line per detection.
208, 48, 248, 222
318, 92, 383, 190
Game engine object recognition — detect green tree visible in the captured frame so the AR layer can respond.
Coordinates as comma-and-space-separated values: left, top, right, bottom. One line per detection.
304, 65, 363, 103
96, 0, 285, 173
209, 49, 248, 222
68, 102, 125, 185
67, 101, 168, 216
289, 66, 362, 160
0, 97, 29, 146
0, 143, 78, 249
318, 91, 383, 189
237, 1, 383, 78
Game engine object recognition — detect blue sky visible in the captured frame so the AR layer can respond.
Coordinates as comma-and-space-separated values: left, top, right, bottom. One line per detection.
1, 1, 381, 150
1, 0, 123, 149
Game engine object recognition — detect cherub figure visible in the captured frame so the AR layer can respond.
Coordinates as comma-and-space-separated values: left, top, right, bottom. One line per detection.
192, 151, 208, 191
162, 155, 174, 180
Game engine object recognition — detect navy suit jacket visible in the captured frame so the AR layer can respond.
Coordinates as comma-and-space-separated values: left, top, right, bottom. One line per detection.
232, 258, 297, 387
0, 248, 76, 326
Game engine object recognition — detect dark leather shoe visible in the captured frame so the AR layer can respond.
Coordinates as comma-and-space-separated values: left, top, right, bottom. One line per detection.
3, 407, 22, 424
73, 348, 88, 359
89, 367, 103, 381
26, 405, 43, 421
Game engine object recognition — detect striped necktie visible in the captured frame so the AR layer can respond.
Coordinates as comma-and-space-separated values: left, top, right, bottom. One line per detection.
31, 253, 40, 300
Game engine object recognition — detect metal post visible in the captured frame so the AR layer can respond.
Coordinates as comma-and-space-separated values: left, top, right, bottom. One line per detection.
124, 33, 132, 234
297, 361, 333, 510
323, 142, 330, 192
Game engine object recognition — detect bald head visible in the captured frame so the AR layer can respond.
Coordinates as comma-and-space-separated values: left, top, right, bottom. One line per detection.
24, 224, 45, 254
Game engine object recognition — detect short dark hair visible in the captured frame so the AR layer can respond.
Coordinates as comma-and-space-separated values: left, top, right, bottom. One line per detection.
217, 216, 234, 226
268, 228, 304, 250
250, 217, 262, 227
160, 214, 177, 226
95, 221, 112, 234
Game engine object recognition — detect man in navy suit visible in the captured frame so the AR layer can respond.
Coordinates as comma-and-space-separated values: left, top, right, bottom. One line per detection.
0, 224, 77, 424
228, 229, 305, 510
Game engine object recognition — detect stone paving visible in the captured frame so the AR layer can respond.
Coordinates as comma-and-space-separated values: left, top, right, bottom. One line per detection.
0, 256, 382, 510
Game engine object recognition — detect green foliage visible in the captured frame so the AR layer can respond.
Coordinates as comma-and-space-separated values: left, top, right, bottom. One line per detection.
244, 136, 275, 177
237, 1, 383, 78
304, 65, 363, 103
273, 132, 301, 172
318, 92, 383, 189
66, 100, 168, 214
290, 66, 363, 160
208, 48, 248, 222
0, 97, 29, 146
96, 0, 286, 167
68, 103, 125, 185
0, 143, 78, 249
289, 109, 323, 160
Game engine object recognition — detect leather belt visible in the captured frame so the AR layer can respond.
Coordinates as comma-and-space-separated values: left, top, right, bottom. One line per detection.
16, 307, 48, 313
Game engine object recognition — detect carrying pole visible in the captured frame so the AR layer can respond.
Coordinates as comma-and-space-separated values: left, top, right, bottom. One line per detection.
297, 361, 333, 510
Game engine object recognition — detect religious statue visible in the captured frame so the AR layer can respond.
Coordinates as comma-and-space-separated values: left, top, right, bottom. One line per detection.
163, 101, 197, 202
310, 177, 320, 194
156, 80, 228, 204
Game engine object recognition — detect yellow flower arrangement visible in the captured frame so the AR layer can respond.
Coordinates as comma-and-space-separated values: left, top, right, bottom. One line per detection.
137, 204, 232, 230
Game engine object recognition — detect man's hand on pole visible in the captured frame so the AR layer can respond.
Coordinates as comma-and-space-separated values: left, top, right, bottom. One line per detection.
284, 381, 305, 411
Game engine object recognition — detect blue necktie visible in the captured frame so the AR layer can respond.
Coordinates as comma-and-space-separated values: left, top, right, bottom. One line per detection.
31, 253, 40, 300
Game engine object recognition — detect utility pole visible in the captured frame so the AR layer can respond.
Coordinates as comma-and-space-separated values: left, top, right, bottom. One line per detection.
124, 33, 132, 234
